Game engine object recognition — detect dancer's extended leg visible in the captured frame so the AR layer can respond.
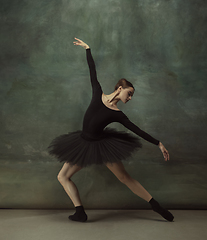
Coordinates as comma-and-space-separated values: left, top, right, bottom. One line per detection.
105, 162, 174, 221
105, 162, 152, 202
57, 163, 87, 222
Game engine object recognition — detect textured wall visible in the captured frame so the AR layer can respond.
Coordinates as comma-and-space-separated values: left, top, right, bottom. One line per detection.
0, 0, 207, 209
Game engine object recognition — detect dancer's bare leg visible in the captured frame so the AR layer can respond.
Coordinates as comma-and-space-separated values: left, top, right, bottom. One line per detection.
105, 161, 174, 221
105, 162, 152, 202
57, 162, 87, 222
57, 162, 82, 207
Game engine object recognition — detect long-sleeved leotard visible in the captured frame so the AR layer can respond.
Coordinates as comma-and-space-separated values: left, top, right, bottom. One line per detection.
81, 48, 159, 145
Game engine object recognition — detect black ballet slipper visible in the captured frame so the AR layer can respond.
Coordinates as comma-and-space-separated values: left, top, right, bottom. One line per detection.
149, 198, 174, 222
68, 206, 88, 222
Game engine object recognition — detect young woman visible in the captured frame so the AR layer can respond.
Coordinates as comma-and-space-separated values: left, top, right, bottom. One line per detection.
48, 38, 174, 223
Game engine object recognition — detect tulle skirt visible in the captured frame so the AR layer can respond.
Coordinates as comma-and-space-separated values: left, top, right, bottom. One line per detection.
48, 127, 142, 167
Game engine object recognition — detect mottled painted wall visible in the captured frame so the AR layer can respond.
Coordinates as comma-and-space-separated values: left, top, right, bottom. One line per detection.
0, 0, 207, 209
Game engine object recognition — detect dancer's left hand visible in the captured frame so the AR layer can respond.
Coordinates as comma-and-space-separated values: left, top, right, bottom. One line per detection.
158, 142, 170, 161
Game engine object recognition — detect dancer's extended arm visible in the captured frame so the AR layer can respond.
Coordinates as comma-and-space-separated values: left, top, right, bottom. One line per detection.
119, 114, 159, 145
119, 114, 169, 161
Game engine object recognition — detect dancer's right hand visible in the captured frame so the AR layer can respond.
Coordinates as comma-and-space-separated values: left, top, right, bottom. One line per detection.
73, 38, 90, 49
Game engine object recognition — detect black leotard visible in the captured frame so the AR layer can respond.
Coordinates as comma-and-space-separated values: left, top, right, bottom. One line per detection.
81, 48, 159, 145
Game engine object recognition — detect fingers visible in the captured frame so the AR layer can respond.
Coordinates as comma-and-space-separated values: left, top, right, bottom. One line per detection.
164, 149, 170, 161
73, 41, 81, 46
163, 152, 167, 161
74, 37, 82, 43
74, 37, 82, 42
73, 37, 84, 46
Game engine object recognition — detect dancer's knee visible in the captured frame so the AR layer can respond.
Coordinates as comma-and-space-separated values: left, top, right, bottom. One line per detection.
57, 173, 63, 184
57, 163, 81, 184
57, 173, 70, 185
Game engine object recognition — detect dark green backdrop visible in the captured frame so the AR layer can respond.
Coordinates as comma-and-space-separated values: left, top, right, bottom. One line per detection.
0, 0, 207, 209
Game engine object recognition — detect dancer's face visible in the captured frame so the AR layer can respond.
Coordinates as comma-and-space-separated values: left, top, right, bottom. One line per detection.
118, 87, 134, 103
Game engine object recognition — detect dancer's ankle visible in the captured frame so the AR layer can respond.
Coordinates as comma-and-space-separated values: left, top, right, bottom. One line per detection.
69, 205, 87, 222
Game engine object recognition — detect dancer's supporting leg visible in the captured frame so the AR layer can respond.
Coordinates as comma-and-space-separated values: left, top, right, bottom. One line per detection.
57, 162, 87, 222
105, 162, 174, 221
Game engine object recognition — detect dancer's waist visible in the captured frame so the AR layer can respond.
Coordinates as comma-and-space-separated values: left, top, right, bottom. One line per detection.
80, 131, 102, 141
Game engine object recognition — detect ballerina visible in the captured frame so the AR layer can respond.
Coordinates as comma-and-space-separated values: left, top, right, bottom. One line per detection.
48, 38, 174, 222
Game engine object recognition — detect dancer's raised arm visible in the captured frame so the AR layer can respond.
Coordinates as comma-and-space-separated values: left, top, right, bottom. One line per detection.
73, 37, 101, 94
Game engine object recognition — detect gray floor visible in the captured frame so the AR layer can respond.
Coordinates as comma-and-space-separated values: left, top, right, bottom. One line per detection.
1, 209, 207, 240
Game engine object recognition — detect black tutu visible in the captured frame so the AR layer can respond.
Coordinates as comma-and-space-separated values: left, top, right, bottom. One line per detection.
48, 127, 142, 167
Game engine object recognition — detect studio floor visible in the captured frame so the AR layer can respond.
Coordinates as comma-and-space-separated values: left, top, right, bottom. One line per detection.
1, 209, 207, 240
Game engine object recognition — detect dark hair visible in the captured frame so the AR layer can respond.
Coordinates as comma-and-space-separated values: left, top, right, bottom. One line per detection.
114, 78, 135, 91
